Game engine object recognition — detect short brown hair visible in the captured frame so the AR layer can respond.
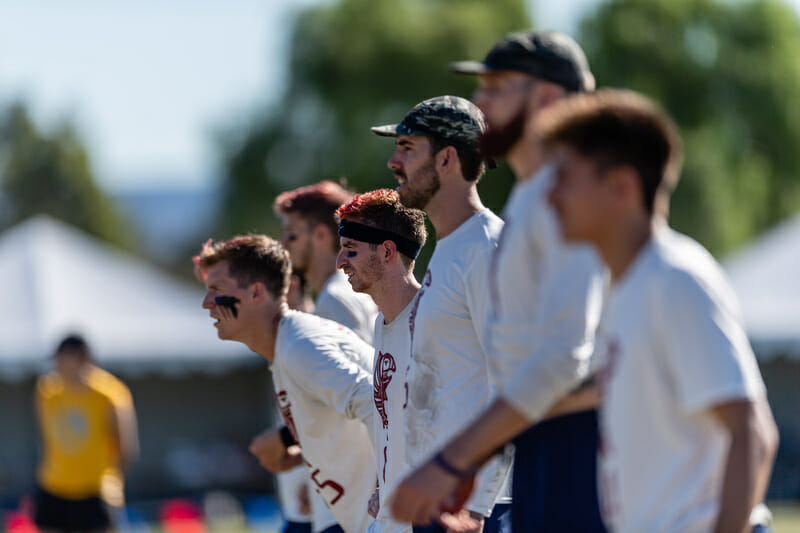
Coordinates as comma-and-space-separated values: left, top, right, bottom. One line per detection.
428, 136, 486, 183
535, 89, 683, 215
274, 181, 355, 238
195, 235, 291, 299
336, 189, 427, 267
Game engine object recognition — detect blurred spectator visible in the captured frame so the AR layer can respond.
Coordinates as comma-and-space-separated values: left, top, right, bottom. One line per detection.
34, 334, 139, 533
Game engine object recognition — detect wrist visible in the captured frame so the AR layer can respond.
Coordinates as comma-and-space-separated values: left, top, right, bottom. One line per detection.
432, 451, 475, 478
279, 426, 298, 448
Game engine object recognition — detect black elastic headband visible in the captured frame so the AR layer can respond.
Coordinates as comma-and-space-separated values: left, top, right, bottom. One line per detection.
338, 220, 422, 260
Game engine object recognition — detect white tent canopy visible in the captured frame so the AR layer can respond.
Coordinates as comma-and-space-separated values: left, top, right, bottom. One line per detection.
724, 213, 800, 360
0, 216, 254, 381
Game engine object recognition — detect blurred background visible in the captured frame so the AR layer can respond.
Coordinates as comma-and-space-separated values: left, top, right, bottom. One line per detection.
0, 0, 799, 531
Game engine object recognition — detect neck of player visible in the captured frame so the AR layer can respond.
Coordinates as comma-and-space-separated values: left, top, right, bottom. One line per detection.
506, 128, 547, 179
248, 301, 289, 363
369, 269, 421, 324
307, 248, 339, 294
597, 213, 653, 283
426, 183, 484, 240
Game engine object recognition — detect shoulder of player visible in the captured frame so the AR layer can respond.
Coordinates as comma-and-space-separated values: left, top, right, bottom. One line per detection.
87, 366, 132, 404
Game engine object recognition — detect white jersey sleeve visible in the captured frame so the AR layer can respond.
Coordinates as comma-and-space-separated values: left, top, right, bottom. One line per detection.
654, 236, 766, 412
493, 169, 605, 422
273, 311, 377, 533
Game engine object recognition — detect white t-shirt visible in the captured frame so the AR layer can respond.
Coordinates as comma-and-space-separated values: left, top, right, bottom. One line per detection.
273, 310, 377, 533
492, 167, 605, 421
403, 208, 512, 517
316, 270, 379, 344
596, 225, 766, 533
311, 269, 378, 530
370, 300, 416, 533
276, 453, 312, 523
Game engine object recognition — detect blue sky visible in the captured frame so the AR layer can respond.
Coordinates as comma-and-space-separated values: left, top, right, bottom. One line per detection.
2, 0, 794, 192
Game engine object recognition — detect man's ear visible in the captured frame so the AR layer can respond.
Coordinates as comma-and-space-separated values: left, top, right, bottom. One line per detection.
607, 165, 642, 208
250, 281, 267, 303
313, 223, 335, 248
381, 240, 398, 264
435, 145, 459, 175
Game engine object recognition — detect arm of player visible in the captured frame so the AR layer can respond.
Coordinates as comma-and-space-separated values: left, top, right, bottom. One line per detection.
390, 399, 531, 525
712, 396, 778, 533
112, 400, 140, 472
249, 428, 304, 473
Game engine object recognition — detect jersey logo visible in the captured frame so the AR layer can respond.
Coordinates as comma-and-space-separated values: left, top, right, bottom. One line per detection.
374, 351, 397, 429
408, 269, 432, 355
276, 390, 299, 443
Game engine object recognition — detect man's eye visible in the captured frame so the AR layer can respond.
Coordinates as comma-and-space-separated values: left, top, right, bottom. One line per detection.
346, 250, 357, 258
286, 234, 297, 242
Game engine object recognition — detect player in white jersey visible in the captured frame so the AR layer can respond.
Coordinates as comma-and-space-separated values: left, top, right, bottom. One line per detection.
334, 189, 428, 533
445, 31, 607, 532
541, 89, 778, 532
371, 96, 512, 533
195, 235, 378, 533
258, 181, 378, 533
275, 180, 378, 343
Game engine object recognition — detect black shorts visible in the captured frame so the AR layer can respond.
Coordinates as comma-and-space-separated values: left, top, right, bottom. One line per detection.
34, 486, 112, 532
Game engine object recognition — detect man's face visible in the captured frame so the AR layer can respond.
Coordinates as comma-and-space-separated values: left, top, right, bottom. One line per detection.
55, 349, 87, 381
201, 261, 252, 340
387, 135, 440, 210
548, 145, 610, 243
472, 71, 536, 158
336, 236, 384, 295
279, 212, 314, 274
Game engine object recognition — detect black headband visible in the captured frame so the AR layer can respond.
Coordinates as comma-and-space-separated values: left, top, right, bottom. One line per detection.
338, 220, 422, 260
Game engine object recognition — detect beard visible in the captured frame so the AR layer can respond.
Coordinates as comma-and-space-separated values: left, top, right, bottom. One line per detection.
397, 159, 440, 210
478, 102, 528, 159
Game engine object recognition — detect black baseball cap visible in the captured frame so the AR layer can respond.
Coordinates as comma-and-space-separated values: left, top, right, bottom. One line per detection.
449, 31, 595, 93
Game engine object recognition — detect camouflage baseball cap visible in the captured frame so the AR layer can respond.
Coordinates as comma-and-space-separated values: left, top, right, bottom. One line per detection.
449, 31, 595, 93
371, 95, 487, 145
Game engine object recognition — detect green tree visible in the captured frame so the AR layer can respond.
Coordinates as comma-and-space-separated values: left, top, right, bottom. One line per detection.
0, 102, 131, 248
579, 0, 800, 254
217, 0, 530, 254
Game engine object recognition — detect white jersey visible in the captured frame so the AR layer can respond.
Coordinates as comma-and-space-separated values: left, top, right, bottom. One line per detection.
404, 209, 511, 516
276, 457, 312, 523
316, 270, 379, 344
492, 166, 605, 421
311, 269, 378, 530
273, 310, 377, 533
596, 225, 766, 533
370, 301, 416, 533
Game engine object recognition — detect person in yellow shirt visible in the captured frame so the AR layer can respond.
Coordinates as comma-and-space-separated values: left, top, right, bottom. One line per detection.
34, 334, 139, 533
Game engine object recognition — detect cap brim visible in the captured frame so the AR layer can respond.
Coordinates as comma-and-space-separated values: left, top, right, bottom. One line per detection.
448, 60, 490, 75
370, 124, 399, 137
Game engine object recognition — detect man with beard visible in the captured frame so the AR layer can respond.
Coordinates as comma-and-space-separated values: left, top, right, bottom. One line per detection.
275, 180, 379, 343
371, 96, 512, 533
334, 189, 427, 533
251, 181, 378, 533
390, 32, 607, 532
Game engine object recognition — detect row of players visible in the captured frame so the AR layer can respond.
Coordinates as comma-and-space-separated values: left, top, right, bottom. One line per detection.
194, 31, 778, 533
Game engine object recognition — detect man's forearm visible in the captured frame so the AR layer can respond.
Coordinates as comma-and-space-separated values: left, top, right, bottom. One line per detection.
438, 399, 531, 474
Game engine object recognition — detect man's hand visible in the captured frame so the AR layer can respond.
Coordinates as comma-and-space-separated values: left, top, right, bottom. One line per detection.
441, 509, 483, 533
367, 487, 380, 518
249, 429, 304, 473
389, 460, 474, 527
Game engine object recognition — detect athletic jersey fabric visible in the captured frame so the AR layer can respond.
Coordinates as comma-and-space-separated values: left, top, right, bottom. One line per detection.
316, 270, 379, 344
597, 224, 766, 533
492, 166, 605, 421
310, 269, 377, 531
272, 310, 376, 533
370, 300, 416, 533
36, 366, 132, 504
404, 208, 511, 516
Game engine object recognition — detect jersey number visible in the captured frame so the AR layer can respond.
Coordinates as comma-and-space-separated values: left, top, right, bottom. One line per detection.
310, 468, 345, 505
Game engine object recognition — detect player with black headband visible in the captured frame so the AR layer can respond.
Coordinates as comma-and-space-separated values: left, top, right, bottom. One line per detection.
195, 236, 376, 533
371, 96, 512, 533
334, 189, 427, 533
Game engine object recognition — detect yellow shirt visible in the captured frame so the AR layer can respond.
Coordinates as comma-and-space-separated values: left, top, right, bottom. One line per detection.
36, 366, 133, 505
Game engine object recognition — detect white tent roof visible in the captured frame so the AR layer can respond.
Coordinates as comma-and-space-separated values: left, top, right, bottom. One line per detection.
0, 216, 255, 381
724, 213, 800, 360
